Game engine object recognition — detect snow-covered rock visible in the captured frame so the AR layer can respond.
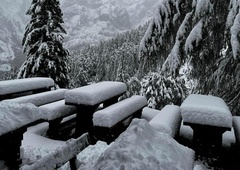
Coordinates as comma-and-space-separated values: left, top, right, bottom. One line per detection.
82, 119, 195, 170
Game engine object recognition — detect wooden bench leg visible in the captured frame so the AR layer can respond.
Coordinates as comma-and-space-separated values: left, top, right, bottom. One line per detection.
69, 156, 77, 170
0, 128, 26, 169
47, 118, 63, 139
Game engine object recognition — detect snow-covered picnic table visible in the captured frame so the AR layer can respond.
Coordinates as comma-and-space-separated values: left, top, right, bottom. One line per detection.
65, 81, 127, 137
180, 94, 232, 157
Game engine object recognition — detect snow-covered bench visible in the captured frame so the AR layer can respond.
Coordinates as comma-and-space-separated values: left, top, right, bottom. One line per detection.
0, 78, 77, 168
65, 81, 127, 137
0, 102, 43, 169
92, 95, 147, 143
148, 105, 182, 138
233, 116, 240, 144
3, 89, 77, 139
180, 94, 232, 157
3, 88, 67, 106
0, 77, 54, 101
141, 107, 159, 122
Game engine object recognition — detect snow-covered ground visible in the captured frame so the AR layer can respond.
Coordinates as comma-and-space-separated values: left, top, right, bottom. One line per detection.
0, 116, 236, 170
0, 99, 237, 170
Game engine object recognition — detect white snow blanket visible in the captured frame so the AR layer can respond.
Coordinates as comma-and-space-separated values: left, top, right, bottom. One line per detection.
180, 94, 232, 128
93, 95, 147, 127
81, 119, 195, 170
149, 105, 182, 137
0, 77, 54, 95
0, 102, 42, 136
233, 116, 240, 143
39, 100, 77, 121
3, 89, 67, 106
65, 81, 127, 105
141, 107, 159, 122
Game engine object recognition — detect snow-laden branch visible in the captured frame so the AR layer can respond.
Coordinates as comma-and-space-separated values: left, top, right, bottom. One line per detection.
138, 0, 182, 60
194, 0, 213, 19
162, 12, 193, 76
230, 9, 240, 59
185, 19, 203, 53
226, 0, 239, 28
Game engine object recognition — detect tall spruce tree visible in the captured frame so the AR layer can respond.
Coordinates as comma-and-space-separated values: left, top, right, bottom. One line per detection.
18, 0, 69, 88
138, 0, 240, 115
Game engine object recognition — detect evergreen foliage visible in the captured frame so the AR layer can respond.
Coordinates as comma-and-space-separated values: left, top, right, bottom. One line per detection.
125, 73, 187, 109
18, 0, 69, 88
68, 24, 147, 88
139, 0, 240, 115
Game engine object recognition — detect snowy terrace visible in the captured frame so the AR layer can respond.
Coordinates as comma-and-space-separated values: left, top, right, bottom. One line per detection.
0, 78, 239, 169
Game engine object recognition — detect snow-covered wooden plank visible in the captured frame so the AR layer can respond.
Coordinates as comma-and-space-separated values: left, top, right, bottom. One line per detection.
180, 94, 232, 128
149, 105, 182, 138
20, 133, 90, 170
233, 116, 240, 143
65, 81, 127, 106
0, 77, 54, 96
0, 102, 42, 136
141, 107, 160, 122
93, 95, 147, 128
39, 100, 77, 121
3, 89, 67, 106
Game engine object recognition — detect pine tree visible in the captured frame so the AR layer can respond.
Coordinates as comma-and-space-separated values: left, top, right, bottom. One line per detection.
138, 0, 240, 115
18, 0, 69, 88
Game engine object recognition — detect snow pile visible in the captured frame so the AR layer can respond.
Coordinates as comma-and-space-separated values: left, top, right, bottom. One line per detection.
233, 116, 240, 143
0, 77, 54, 95
180, 94, 232, 128
39, 100, 77, 121
20, 122, 65, 166
149, 105, 182, 137
65, 81, 127, 105
0, 101, 42, 136
93, 95, 147, 127
75, 141, 109, 169
3, 89, 67, 106
83, 119, 195, 170
141, 107, 159, 122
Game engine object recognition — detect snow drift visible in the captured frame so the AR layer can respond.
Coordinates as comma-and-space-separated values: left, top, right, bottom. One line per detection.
81, 118, 195, 170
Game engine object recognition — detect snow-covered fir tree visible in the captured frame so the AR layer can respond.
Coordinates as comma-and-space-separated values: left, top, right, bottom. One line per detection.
139, 0, 240, 115
18, 0, 69, 88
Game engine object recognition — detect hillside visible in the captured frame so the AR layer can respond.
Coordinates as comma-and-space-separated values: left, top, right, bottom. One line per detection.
0, 0, 159, 71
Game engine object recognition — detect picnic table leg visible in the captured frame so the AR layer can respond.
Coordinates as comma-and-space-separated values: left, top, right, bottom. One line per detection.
47, 118, 63, 139
74, 105, 98, 138
103, 95, 120, 108
191, 125, 226, 158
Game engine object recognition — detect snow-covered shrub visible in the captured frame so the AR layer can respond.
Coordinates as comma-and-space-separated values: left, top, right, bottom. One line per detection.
140, 72, 187, 109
